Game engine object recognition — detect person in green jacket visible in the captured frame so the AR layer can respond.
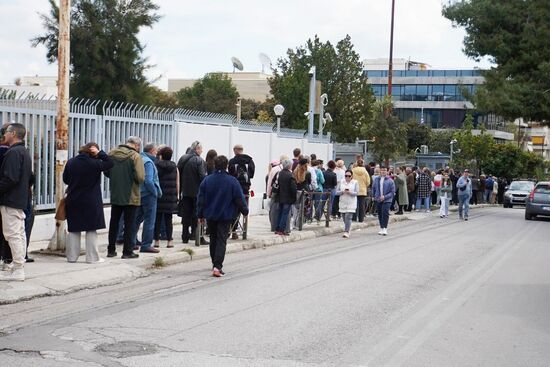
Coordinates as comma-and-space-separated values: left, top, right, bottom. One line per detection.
105, 136, 145, 259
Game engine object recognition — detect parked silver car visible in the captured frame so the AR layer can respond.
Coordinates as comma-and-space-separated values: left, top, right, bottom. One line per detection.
525, 182, 550, 220
503, 180, 535, 208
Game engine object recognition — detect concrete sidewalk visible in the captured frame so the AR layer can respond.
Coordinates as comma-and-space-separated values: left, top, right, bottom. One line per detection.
0, 205, 494, 304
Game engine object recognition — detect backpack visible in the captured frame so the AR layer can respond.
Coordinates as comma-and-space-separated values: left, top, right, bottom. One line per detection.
271, 171, 280, 195
235, 162, 250, 187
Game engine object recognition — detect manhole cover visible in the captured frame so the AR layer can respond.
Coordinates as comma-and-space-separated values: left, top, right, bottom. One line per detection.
95, 341, 158, 358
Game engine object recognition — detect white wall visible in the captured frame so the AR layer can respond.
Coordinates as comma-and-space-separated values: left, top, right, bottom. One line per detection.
175, 122, 333, 214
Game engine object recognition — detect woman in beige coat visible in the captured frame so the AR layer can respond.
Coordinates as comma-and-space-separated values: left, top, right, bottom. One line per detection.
394, 166, 409, 215
351, 160, 371, 222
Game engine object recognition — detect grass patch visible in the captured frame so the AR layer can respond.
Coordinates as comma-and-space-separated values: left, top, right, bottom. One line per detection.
181, 247, 195, 260
152, 256, 166, 268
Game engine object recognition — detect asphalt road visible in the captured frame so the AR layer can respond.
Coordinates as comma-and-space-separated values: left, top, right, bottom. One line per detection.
1, 207, 549, 367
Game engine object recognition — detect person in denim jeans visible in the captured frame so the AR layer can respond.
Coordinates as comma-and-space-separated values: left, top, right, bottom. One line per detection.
275, 159, 297, 235
133, 143, 162, 253
415, 168, 432, 212
372, 166, 396, 236
456, 169, 472, 220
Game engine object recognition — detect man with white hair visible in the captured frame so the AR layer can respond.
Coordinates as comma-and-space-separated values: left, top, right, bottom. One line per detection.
105, 136, 145, 259
177, 141, 207, 244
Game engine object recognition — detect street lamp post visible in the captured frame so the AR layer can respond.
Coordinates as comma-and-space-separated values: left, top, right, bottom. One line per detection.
273, 104, 285, 135
450, 139, 457, 163
308, 66, 316, 140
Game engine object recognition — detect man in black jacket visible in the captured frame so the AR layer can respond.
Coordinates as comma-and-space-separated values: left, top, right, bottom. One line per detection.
177, 141, 207, 244
227, 144, 255, 239
323, 160, 338, 218
0, 123, 32, 281
275, 159, 297, 235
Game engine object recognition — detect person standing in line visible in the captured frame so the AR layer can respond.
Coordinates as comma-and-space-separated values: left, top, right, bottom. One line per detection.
405, 167, 416, 212
0, 123, 33, 281
291, 148, 301, 171
491, 176, 498, 205
323, 160, 338, 219
0, 124, 12, 268
105, 136, 144, 259
133, 143, 162, 253
205, 149, 217, 175
154, 146, 179, 248
275, 159, 296, 235
197, 155, 248, 277
352, 160, 370, 222
394, 166, 408, 215
266, 155, 288, 232
457, 169, 473, 221
292, 158, 311, 229
228, 144, 255, 240
485, 175, 495, 204
479, 174, 487, 203
439, 173, 452, 218
337, 170, 358, 238
449, 168, 459, 205
470, 175, 480, 205
332, 159, 346, 219
311, 160, 325, 222
415, 167, 432, 213
372, 166, 396, 236
63, 142, 113, 263
177, 141, 207, 245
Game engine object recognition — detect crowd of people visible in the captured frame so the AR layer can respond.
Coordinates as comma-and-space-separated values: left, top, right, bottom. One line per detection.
0, 126, 505, 281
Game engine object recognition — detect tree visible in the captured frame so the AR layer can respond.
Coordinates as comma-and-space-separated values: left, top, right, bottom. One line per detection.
146, 86, 179, 109
484, 144, 546, 181
175, 74, 239, 114
452, 114, 494, 174
269, 35, 376, 142
33, 0, 160, 104
443, 0, 550, 122
429, 129, 455, 154
240, 98, 276, 122
404, 119, 431, 152
363, 98, 407, 164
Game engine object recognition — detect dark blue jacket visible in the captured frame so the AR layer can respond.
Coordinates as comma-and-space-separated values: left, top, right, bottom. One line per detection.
372, 176, 396, 204
196, 170, 248, 221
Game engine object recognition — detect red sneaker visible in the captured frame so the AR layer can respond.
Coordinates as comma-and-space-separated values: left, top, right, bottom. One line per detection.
212, 268, 223, 277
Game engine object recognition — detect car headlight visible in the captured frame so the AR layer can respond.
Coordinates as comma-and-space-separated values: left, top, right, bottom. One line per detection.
505, 192, 512, 197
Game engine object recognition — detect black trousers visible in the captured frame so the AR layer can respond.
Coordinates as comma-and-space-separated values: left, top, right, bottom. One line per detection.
108, 205, 137, 256
154, 212, 173, 241
180, 196, 197, 241
354, 195, 366, 222
407, 192, 415, 211
207, 220, 231, 270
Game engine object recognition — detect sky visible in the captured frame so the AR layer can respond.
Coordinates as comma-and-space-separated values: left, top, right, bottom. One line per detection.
0, 0, 491, 90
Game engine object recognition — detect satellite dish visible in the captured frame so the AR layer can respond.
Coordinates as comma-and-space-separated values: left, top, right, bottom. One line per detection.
259, 53, 272, 74
231, 57, 244, 73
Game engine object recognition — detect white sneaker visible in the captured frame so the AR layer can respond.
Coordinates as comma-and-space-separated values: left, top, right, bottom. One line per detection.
2, 262, 14, 272
378, 228, 384, 235
382, 228, 388, 236
426, 210, 431, 213
0, 268, 25, 281
87, 258, 105, 264
343, 232, 349, 238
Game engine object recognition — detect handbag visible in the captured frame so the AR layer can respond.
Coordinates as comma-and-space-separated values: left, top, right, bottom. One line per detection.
55, 197, 67, 221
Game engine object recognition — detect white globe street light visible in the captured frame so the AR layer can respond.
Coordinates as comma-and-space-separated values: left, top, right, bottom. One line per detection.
273, 104, 285, 134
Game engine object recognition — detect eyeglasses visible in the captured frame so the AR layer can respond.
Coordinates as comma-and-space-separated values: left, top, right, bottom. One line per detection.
345, 175, 352, 177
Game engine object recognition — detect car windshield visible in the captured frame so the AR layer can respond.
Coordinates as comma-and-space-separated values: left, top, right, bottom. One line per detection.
509, 181, 534, 191
535, 184, 550, 194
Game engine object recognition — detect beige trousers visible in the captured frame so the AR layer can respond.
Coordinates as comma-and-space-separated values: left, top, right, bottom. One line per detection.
67, 231, 100, 263
0, 206, 26, 269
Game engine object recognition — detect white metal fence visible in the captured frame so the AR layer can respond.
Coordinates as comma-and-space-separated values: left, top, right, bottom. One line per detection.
0, 97, 329, 211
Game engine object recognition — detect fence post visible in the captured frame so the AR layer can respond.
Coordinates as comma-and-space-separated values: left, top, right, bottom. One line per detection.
325, 192, 331, 228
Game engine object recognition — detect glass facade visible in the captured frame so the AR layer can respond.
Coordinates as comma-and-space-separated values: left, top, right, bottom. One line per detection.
364, 69, 482, 78
371, 84, 477, 102
396, 109, 467, 128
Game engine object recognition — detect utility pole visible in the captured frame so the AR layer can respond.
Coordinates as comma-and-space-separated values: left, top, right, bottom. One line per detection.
49, 0, 70, 251
387, 0, 396, 99
308, 66, 316, 140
